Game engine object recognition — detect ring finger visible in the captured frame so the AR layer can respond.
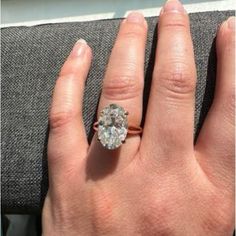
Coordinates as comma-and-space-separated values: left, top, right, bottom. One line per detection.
88, 12, 147, 171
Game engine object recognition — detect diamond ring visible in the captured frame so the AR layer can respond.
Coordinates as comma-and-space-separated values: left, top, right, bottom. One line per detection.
93, 104, 142, 150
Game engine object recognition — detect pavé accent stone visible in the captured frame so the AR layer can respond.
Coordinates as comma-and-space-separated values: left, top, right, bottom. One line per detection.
98, 104, 128, 150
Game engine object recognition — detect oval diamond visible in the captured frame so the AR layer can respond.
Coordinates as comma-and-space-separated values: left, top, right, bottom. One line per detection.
98, 104, 128, 150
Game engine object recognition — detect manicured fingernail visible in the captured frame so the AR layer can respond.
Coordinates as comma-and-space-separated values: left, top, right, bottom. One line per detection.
71, 38, 87, 57
126, 12, 144, 23
227, 17, 235, 30
159, 8, 164, 16
163, 0, 185, 13
77, 38, 87, 45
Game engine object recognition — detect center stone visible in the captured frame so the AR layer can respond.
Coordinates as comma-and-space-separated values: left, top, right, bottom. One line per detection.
98, 104, 128, 150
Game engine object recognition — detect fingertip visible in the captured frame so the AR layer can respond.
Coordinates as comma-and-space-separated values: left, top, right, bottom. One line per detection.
86, 42, 93, 60
123, 11, 148, 30
159, 7, 164, 16
126, 11, 144, 23
77, 38, 87, 44
60, 39, 92, 77
162, 0, 186, 14
227, 16, 235, 30
217, 17, 235, 38
158, 2, 189, 30
126, 11, 147, 28
217, 17, 235, 54
70, 38, 92, 59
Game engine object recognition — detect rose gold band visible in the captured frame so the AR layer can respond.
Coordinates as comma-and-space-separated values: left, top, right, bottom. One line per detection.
93, 121, 142, 135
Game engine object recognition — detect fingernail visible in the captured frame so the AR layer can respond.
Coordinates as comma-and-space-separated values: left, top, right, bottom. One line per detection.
77, 38, 87, 45
71, 38, 87, 57
228, 17, 235, 30
126, 12, 144, 23
163, 0, 185, 13
159, 8, 164, 16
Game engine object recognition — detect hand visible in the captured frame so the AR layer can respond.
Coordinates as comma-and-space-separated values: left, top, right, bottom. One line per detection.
42, 0, 235, 235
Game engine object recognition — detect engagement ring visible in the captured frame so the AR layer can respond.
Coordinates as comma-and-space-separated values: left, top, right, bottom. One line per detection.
93, 104, 142, 150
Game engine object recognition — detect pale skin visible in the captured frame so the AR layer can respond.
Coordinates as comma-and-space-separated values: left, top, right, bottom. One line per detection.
42, 0, 235, 235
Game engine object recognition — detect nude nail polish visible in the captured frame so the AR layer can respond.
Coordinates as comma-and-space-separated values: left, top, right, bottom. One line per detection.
126, 12, 144, 23
163, 0, 185, 13
71, 38, 87, 57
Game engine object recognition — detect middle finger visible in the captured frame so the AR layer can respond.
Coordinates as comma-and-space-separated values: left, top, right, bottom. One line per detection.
142, 0, 196, 162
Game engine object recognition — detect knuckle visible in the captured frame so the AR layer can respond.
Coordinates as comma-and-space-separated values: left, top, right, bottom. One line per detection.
162, 22, 187, 30
89, 187, 116, 234
202, 192, 234, 234
56, 73, 75, 83
102, 74, 143, 100
45, 192, 84, 233
49, 110, 75, 129
120, 23, 146, 39
137, 192, 176, 235
155, 63, 195, 99
161, 14, 189, 31
59, 58, 83, 77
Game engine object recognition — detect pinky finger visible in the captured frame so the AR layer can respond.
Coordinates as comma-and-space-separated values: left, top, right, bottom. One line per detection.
48, 39, 92, 185
195, 18, 235, 189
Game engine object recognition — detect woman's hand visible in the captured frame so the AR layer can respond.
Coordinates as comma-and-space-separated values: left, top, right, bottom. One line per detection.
42, 0, 235, 235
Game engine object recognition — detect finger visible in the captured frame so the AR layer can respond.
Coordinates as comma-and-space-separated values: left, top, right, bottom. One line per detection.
195, 17, 235, 189
99, 12, 147, 126
48, 39, 92, 185
89, 12, 147, 167
141, 0, 196, 163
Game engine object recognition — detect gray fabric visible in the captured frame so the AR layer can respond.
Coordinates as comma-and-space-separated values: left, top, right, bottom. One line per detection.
1, 10, 234, 213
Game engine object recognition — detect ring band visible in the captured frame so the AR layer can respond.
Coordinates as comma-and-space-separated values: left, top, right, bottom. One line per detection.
93, 122, 142, 135
93, 103, 142, 150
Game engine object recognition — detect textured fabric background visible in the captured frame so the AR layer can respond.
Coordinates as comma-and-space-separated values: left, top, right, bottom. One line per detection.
1, 10, 234, 213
